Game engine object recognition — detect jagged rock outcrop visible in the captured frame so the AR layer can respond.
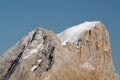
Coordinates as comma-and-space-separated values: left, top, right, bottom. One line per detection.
0, 21, 119, 80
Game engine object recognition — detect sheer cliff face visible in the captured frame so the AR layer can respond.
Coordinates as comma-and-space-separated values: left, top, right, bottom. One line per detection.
0, 21, 119, 80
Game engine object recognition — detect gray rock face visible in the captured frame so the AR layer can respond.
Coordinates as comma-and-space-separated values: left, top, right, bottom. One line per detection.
0, 22, 119, 80
0, 28, 60, 80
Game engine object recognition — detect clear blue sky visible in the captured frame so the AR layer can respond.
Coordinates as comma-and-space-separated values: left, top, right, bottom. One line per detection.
0, 0, 120, 75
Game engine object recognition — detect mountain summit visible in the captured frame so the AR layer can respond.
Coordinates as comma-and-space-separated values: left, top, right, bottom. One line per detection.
0, 21, 119, 80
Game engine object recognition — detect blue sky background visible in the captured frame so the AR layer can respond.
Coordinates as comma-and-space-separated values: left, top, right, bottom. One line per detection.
0, 0, 120, 75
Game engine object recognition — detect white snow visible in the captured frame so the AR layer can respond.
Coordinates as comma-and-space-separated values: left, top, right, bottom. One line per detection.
23, 49, 37, 59
23, 43, 44, 59
79, 56, 95, 71
57, 21, 100, 45
79, 62, 95, 71
30, 59, 42, 71
37, 59, 42, 63
31, 65, 38, 71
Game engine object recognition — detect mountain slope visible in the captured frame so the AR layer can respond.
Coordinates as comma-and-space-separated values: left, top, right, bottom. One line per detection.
0, 21, 119, 80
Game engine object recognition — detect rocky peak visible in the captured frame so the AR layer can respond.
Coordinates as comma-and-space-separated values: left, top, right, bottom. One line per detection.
57, 21, 100, 46
0, 21, 119, 80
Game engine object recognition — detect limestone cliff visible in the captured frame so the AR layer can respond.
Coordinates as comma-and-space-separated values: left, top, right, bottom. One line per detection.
0, 21, 119, 80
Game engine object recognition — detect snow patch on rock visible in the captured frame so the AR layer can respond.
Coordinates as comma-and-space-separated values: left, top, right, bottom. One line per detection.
37, 59, 42, 63
79, 62, 95, 71
31, 65, 38, 71
31, 59, 42, 71
79, 56, 95, 71
23, 43, 44, 59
